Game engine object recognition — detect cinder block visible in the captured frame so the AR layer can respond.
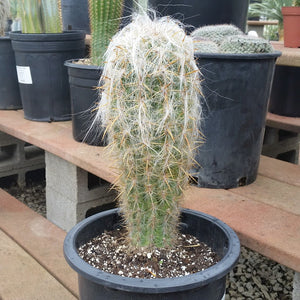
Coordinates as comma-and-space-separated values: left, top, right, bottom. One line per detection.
293, 272, 300, 300
45, 152, 116, 231
0, 132, 45, 187
262, 127, 300, 164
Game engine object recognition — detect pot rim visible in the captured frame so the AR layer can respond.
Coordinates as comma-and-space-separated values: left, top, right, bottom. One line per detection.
195, 50, 282, 60
64, 208, 240, 294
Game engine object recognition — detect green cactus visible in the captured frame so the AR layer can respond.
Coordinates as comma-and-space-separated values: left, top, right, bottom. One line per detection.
88, 0, 124, 65
194, 39, 219, 53
98, 15, 201, 249
19, 0, 62, 33
219, 35, 274, 54
0, 0, 10, 36
191, 24, 243, 45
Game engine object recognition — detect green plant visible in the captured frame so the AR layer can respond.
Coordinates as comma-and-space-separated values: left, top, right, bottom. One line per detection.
99, 14, 201, 249
0, 0, 10, 36
191, 24, 243, 45
294, 0, 300, 6
88, 0, 124, 65
194, 39, 219, 53
219, 35, 274, 53
19, 0, 62, 33
248, 0, 293, 29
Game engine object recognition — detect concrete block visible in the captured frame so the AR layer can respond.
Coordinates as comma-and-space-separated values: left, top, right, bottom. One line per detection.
262, 126, 300, 164
293, 272, 300, 300
0, 132, 45, 187
45, 152, 116, 231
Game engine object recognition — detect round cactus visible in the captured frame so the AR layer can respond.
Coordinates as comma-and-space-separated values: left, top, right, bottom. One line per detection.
0, 0, 10, 36
194, 39, 219, 53
98, 15, 201, 250
219, 35, 274, 54
191, 24, 243, 45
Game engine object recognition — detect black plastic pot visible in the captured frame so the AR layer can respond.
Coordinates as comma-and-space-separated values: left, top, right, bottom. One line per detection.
149, 0, 250, 32
10, 31, 85, 122
268, 65, 300, 117
193, 51, 281, 189
0, 36, 22, 110
65, 60, 106, 146
64, 208, 240, 299
61, 0, 90, 33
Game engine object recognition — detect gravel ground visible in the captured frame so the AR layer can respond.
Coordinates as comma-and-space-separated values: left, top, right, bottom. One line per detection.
1, 173, 294, 299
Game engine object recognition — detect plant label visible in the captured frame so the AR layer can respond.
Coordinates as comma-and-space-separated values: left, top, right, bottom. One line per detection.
16, 66, 33, 84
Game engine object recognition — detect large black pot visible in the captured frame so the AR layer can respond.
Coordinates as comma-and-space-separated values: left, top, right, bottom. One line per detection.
10, 31, 85, 122
268, 65, 300, 117
149, 0, 250, 32
65, 60, 106, 146
64, 208, 240, 299
0, 36, 21, 110
193, 51, 281, 189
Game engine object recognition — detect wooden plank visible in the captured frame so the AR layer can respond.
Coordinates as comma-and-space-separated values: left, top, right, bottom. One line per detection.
183, 186, 300, 272
230, 175, 300, 215
0, 230, 76, 300
0, 189, 79, 298
266, 112, 300, 133
271, 41, 300, 67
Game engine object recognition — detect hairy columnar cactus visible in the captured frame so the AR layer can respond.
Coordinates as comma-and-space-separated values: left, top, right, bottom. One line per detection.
0, 0, 10, 36
88, 0, 124, 65
19, 0, 62, 33
219, 35, 274, 54
98, 15, 201, 249
191, 24, 243, 45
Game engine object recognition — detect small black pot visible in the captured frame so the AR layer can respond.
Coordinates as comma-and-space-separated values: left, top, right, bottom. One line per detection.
193, 51, 281, 189
10, 31, 85, 122
65, 59, 106, 146
0, 36, 22, 110
64, 208, 240, 300
149, 0, 250, 32
268, 65, 300, 117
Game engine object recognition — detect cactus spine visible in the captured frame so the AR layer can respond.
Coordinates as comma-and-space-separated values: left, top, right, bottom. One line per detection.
88, 0, 124, 65
99, 15, 201, 249
219, 35, 274, 54
0, 0, 10, 36
191, 24, 243, 45
19, 0, 62, 33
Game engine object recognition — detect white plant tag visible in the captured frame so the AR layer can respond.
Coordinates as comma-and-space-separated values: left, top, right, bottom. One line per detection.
16, 66, 33, 84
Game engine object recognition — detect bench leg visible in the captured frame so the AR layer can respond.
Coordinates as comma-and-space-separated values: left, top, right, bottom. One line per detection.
45, 152, 116, 231
293, 271, 300, 300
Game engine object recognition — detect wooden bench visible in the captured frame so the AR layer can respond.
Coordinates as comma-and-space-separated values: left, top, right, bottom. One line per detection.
0, 109, 300, 299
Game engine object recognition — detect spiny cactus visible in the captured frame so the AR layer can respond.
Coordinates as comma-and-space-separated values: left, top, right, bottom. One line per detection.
19, 0, 62, 33
219, 35, 274, 54
191, 24, 243, 45
88, 0, 124, 65
98, 15, 201, 250
0, 0, 10, 36
194, 39, 219, 53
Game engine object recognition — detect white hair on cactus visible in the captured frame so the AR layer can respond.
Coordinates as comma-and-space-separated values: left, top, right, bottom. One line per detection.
0, 0, 10, 36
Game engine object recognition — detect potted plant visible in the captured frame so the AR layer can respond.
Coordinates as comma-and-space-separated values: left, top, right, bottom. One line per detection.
64, 15, 240, 299
0, 0, 21, 110
64, 0, 124, 146
248, 0, 293, 40
9, 0, 85, 122
148, 0, 250, 33
282, 0, 300, 47
190, 24, 281, 189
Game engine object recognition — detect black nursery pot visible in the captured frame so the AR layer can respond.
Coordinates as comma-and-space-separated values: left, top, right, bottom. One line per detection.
268, 65, 300, 117
148, 0, 250, 32
0, 37, 21, 110
10, 31, 85, 122
193, 51, 281, 189
65, 60, 106, 146
64, 208, 240, 300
